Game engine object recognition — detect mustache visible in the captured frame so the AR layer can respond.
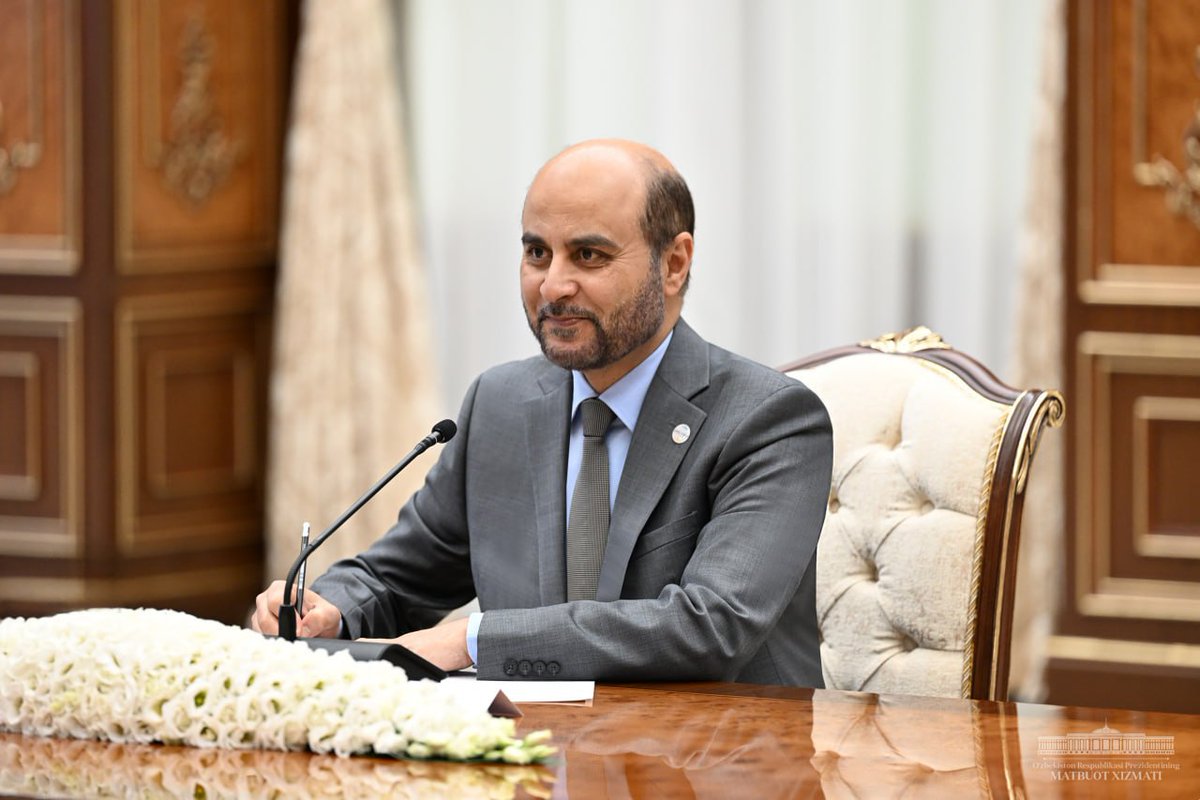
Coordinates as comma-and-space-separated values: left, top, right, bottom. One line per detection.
537, 303, 600, 326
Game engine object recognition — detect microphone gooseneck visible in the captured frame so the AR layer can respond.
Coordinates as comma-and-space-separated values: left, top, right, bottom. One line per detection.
277, 419, 457, 641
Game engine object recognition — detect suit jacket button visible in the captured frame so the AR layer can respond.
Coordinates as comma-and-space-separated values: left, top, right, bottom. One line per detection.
518, 659, 532, 676
533, 660, 546, 676
503, 659, 518, 676
547, 661, 561, 676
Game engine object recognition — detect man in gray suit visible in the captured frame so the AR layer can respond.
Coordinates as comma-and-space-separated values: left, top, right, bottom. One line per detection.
253, 140, 832, 686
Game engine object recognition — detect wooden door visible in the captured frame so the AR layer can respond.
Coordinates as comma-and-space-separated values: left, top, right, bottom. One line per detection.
1050, 0, 1200, 712
0, 0, 290, 623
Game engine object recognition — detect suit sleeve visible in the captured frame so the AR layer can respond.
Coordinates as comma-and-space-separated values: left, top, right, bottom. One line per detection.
309, 378, 481, 638
474, 380, 833, 681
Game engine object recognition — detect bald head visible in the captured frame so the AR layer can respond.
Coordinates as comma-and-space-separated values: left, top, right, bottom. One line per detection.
540, 138, 675, 176
530, 140, 695, 277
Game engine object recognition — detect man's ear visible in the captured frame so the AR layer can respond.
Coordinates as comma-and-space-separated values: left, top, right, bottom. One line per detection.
661, 232, 693, 297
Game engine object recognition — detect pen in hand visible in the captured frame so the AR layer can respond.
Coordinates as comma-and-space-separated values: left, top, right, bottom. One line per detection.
296, 522, 310, 632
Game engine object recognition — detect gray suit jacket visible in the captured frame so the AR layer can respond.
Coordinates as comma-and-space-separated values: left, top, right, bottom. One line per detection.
313, 320, 832, 686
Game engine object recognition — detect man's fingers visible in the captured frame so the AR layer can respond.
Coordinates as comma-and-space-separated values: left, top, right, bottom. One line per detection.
297, 608, 338, 638
251, 582, 339, 638
297, 590, 341, 638
251, 580, 286, 635
252, 594, 278, 635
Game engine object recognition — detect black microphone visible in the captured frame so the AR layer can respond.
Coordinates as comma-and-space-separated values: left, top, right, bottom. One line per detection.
276, 419, 457, 650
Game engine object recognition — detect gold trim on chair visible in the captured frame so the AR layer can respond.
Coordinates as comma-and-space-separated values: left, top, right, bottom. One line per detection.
1014, 391, 1066, 495
962, 414, 1010, 699
860, 326, 952, 354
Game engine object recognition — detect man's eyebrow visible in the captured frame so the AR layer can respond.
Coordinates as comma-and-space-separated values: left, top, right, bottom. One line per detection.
566, 234, 619, 250
520, 233, 621, 250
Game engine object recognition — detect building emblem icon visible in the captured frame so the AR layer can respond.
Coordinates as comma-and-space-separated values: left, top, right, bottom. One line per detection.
1038, 722, 1175, 758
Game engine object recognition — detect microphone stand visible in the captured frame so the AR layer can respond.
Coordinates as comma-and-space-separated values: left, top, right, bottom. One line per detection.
271, 422, 456, 681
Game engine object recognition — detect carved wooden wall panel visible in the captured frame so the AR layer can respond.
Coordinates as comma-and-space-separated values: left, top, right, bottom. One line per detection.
1053, 0, 1200, 713
1134, 399, 1200, 559
0, 0, 80, 274
1075, 333, 1200, 619
0, 2, 292, 624
0, 297, 82, 558
1078, 0, 1200, 305
117, 0, 282, 272
116, 291, 266, 557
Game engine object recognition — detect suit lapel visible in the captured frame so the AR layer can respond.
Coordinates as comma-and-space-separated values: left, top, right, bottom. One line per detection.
525, 367, 572, 606
596, 321, 711, 601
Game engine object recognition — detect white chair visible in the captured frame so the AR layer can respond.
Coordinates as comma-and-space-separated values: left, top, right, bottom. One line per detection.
782, 327, 1064, 700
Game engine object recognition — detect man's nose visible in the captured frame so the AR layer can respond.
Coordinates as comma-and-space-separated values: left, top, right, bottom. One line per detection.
540, 255, 577, 303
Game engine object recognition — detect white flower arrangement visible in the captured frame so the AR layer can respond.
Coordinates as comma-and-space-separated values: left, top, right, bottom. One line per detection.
0, 608, 554, 764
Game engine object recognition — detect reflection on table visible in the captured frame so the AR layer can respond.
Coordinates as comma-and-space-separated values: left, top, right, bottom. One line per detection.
2, 682, 1198, 798
0, 733, 554, 799
515, 683, 1200, 799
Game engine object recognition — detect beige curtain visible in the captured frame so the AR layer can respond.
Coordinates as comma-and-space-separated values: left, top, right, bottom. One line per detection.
266, 0, 439, 583
1008, 0, 1066, 702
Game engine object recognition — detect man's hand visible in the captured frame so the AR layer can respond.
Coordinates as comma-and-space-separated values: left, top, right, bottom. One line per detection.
362, 617, 472, 672
250, 580, 342, 638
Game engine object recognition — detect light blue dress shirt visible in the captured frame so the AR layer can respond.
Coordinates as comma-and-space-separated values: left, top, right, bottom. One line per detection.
466, 331, 674, 663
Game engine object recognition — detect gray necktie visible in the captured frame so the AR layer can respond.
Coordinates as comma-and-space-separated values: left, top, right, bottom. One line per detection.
566, 398, 616, 601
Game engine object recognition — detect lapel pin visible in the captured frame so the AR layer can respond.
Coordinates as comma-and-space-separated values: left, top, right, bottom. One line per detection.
672, 423, 691, 444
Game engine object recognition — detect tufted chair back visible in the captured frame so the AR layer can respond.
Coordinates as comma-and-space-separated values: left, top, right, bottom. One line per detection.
781, 327, 1064, 701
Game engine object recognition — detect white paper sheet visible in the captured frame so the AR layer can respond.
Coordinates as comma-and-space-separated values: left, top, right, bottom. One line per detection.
437, 679, 522, 718
445, 675, 595, 705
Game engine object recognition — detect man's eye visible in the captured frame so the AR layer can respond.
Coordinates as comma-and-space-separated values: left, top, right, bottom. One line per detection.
579, 248, 599, 262
526, 245, 547, 260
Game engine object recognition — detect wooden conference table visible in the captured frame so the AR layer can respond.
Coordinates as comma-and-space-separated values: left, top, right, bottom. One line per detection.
1, 681, 1197, 798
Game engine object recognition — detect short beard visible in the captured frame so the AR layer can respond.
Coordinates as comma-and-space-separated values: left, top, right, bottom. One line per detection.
528, 264, 665, 372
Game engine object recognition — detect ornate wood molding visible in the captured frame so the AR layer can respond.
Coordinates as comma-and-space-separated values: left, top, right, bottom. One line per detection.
115, 289, 266, 557
1075, 332, 1200, 622
1132, 84, 1200, 230
0, 2, 45, 196
0, 296, 84, 559
117, 0, 281, 274
145, 8, 240, 206
1131, 0, 1200, 230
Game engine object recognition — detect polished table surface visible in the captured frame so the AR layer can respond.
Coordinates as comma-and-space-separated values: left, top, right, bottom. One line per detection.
1, 682, 1198, 798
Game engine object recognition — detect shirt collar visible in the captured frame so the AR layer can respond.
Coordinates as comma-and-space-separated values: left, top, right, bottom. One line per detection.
571, 330, 674, 433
